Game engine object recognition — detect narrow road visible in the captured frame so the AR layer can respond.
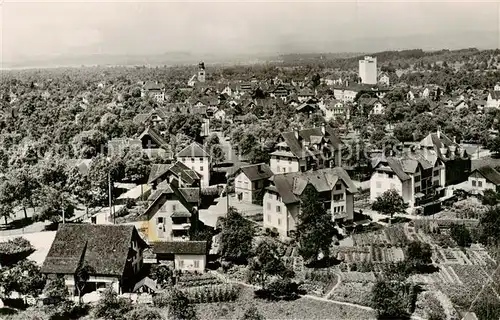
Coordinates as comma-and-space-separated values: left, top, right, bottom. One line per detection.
324, 272, 342, 299
212, 271, 426, 319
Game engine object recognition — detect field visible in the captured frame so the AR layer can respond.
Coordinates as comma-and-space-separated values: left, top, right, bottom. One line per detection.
193, 286, 377, 320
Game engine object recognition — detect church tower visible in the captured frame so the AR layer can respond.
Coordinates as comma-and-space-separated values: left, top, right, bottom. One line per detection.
197, 61, 206, 83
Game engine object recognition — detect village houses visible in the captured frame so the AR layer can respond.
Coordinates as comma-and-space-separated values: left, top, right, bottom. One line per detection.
263, 167, 357, 238
176, 142, 212, 187
270, 125, 343, 175
466, 165, 500, 195
42, 224, 148, 295
370, 147, 446, 212
233, 163, 274, 203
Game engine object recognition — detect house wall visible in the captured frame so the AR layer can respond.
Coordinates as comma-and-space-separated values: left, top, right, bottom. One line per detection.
146, 198, 191, 242
370, 170, 404, 202
179, 156, 210, 186
62, 274, 120, 295
263, 191, 290, 237
270, 156, 300, 174
345, 194, 354, 220
468, 171, 498, 194
331, 181, 348, 220
174, 254, 206, 272
235, 172, 253, 202
445, 158, 471, 186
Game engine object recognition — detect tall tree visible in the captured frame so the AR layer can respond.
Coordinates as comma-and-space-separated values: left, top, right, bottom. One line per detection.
295, 185, 337, 263
248, 238, 293, 286
478, 206, 500, 246
372, 189, 408, 223
75, 262, 95, 305
2, 259, 46, 300
0, 180, 16, 224
10, 166, 40, 220
220, 207, 255, 263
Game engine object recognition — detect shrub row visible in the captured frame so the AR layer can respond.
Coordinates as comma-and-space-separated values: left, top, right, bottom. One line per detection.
181, 284, 240, 304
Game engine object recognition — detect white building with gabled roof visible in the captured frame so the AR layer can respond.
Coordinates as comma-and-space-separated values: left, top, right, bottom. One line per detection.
176, 142, 211, 186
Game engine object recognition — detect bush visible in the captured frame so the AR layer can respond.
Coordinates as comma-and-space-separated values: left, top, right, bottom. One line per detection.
45, 300, 90, 319
93, 288, 133, 320
450, 224, 472, 247
424, 293, 446, 320
153, 288, 197, 320
240, 306, 265, 320
0, 237, 35, 266
125, 306, 163, 320
182, 284, 240, 303
255, 278, 301, 301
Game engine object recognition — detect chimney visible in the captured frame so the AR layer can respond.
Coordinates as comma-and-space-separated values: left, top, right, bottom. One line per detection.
257, 164, 263, 173
294, 128, 299, 140
321, 124, 326, 135
437, 126, 441, 139
453, 136, 457, 143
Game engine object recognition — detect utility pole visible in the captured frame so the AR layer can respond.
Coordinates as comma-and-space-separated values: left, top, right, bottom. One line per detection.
108, 170, 113, 224
62, 207, 65, 224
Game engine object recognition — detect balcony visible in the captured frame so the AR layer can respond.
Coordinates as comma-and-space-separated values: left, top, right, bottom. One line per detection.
172, 223, 191, 230
327, 209, 347, 219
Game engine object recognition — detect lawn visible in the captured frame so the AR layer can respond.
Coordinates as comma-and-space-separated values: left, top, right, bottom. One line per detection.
193, 285, 376, 320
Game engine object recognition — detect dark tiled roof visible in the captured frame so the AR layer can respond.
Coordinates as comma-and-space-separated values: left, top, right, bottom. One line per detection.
176, 142, 210, 158
419, 131, 468, 161
178, 188, 200, 203
298, 88, 314, 96
474, 165, 500, 185
234, 163, 273, 181
151, 241, 208, 255
42, 224, 147, 277
148, 161, 201, 185
280, 126, 342, 159
148, 164, 173, 184
139, 127, 168, 148
133, 112, 151, 125
143, 183, 195, 217
268, 167, 357, 204
296, 103, 318, 112
144, 81, 163, 91
170, 161, 202, 184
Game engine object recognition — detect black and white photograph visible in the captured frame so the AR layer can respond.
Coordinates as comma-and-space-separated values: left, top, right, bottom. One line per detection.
0, 1, 500, 319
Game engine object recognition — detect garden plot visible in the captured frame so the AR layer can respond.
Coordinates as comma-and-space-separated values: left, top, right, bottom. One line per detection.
430, 266, 463, 285
451, 265, 489, 287
329, 281, 374, 307
340, 272, 376, 283
301, 269, 339, 297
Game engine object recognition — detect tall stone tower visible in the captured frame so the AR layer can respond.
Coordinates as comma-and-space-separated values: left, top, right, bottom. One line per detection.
197, 61, 206, 83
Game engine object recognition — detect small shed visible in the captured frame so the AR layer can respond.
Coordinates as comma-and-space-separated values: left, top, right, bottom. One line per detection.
151, 241, 208, 272
133, 277, 158, 294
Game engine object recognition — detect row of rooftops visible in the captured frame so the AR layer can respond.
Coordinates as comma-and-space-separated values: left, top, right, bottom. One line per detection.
372, 130, 469, 181
267, 167, 357, 205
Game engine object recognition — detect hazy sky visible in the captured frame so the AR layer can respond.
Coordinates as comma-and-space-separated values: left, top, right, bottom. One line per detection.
1, 0, 500, 62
